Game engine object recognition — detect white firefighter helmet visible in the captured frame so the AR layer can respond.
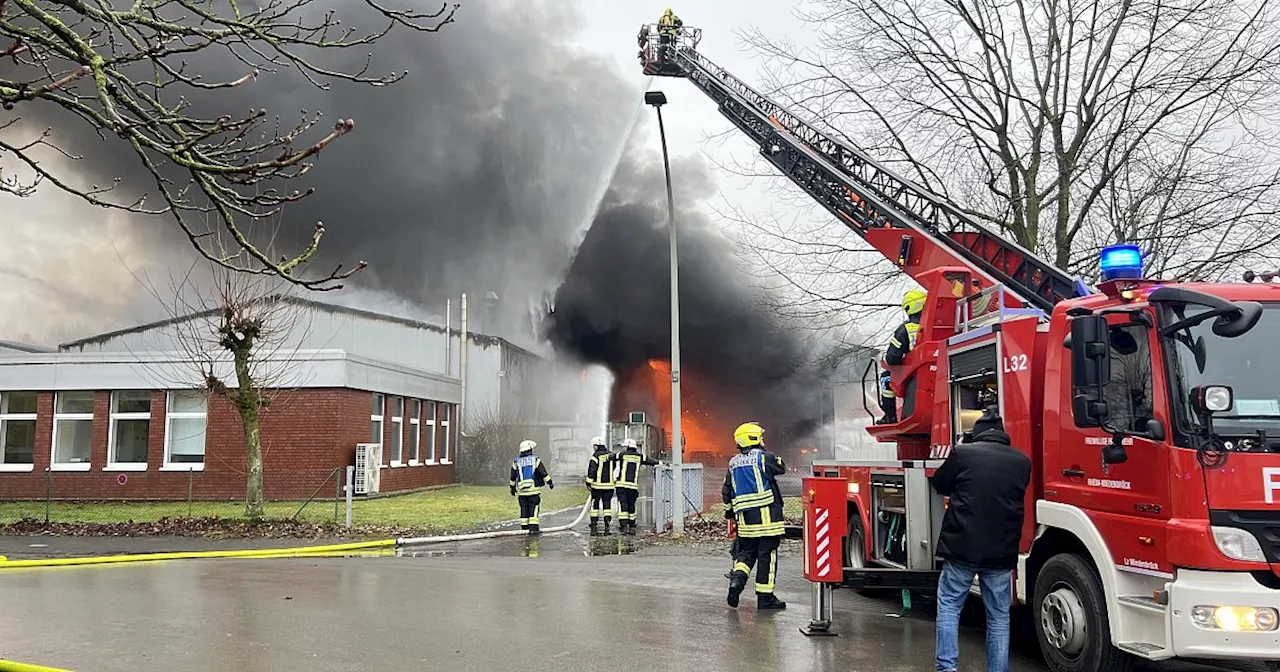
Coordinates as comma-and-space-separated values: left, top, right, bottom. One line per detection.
591, 436, 606, 448
519, 439, 536, 453
623, 438, 638, 449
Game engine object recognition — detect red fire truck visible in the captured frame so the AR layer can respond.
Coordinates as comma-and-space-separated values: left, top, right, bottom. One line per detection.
640, 23, 1280, 671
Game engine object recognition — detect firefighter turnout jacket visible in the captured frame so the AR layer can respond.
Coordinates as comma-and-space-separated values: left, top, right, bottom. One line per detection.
614, 447, 658, 490
586, 447, 615, 489
722, 447, 786, 538
885, 312, 922, 366
510, 454, 552, 495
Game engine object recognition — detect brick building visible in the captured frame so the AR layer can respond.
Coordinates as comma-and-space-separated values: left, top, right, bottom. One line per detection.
0, 298, 561, 500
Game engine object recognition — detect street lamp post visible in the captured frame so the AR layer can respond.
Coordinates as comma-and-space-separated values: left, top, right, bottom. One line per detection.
645, 89, 684, 536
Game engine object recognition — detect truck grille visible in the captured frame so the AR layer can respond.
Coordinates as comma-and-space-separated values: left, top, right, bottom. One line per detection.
1209, 509, 1280, 563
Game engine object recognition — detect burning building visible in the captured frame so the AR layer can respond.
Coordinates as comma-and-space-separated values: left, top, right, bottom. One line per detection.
545, 149, 833, 463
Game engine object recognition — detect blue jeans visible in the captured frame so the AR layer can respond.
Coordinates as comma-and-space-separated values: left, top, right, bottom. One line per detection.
935, 560, 1012, 672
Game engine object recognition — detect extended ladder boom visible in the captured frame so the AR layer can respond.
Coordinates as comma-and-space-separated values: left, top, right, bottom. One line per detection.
639, 27, 1087, 313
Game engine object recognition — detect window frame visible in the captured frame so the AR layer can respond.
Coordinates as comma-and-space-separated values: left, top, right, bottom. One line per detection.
1100, 320, 1158, 437
107, 390, 152, 471
389, 396, 405, 466
0, 391, 38, 472
409, 399, 421, 465
370, 393, 385, 464
424, 401, 437, 463
51, 391, 95, 471
162, 390, 208, 471
440, 403, 452, 464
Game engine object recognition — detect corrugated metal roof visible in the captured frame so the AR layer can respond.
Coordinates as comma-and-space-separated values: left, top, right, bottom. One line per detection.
56, 295, 542, 360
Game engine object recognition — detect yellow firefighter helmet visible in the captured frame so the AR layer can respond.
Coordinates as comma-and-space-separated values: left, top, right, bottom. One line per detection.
734, 422, 765, 448
902, 288, 927, 316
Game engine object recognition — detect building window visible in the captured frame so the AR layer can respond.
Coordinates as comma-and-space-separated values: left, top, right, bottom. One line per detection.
409, 400, 421, 464
0, 391, 37, 470
165, 391, 208, 467
425, 401, 437, 463
52, 391, 94, 469
370, 392, 384, 447
109, 391, 151, 468
441, 403, 451, 463
390, 396, 404, 465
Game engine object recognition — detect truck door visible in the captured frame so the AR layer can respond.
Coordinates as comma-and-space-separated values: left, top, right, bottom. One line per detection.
1049, 310, 1174, 574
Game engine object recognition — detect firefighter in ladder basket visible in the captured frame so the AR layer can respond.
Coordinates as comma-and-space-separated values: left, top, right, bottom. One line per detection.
878, 288, 927, 424
510, 439, 553, 535
657, 8, 682, 60
723, 422, 787, 610
585, 436, 616, 536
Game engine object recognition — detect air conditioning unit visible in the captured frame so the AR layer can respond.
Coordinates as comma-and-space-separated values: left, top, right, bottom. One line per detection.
353, 443, 383, 495
629, 411, 646, 424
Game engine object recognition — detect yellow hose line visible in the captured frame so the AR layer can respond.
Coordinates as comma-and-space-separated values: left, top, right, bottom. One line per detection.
0, 660, 75, 672
0, 539, 396, 569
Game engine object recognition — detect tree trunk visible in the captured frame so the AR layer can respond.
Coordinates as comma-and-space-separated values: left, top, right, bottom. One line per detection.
233, 349, 265, 521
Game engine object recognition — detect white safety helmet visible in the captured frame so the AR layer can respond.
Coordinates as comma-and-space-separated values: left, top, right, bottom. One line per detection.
623, 438, 638, 449
591, 436, 606, 448
519, 439, 536, 453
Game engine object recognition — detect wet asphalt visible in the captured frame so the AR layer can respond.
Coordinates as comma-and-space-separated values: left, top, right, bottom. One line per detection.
0, 526, 1265, 672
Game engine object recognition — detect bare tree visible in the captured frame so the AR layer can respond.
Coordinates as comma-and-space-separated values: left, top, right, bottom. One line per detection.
741, 0, 1280, 282
457, 401, 537, 486
1, 0, 457, 288
160, 255, 311, 520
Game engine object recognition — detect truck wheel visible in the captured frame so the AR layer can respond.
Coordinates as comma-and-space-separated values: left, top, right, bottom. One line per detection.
1033, 554, 1134, 672
844, 515, 867, 570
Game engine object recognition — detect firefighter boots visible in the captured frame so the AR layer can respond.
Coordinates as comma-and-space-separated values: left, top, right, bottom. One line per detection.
603, 519, 611, 535
727, 570, 748, 608
529, 524, 541, 536
757, 593, 787, 610
589, 522, 599, 537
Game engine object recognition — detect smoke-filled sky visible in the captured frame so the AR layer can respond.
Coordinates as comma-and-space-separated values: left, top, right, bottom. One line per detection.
2, 1, 836, 443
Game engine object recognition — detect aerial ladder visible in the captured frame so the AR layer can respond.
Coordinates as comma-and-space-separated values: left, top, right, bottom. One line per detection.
637, 25, 1090, 456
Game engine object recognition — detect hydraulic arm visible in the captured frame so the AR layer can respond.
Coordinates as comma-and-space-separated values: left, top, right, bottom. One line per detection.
638, 27, 1088, 313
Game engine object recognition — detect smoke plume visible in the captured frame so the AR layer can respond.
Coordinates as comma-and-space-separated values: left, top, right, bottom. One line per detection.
4, 1, 831, 447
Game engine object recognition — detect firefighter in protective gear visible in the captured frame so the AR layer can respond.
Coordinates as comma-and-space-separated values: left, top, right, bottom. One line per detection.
657, 8, 682, 60
510, 439, 553, 535
613, 438, 660, 535
722, 422, 787, 610
585, 436, 616, 536
878, 288, 927, 424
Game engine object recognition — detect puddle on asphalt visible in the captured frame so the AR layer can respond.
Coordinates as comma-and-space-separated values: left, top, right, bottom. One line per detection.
582, 536, 637, 556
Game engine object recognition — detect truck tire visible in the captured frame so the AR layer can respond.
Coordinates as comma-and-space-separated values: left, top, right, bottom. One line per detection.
844, 515, 867, 570
1033, 554, 1134, 672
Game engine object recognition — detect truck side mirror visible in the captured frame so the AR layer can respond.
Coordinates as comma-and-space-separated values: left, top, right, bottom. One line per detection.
1070, 315, 1111, 428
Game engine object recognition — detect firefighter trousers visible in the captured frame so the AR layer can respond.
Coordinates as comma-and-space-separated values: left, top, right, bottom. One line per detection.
616, 487, 639, 522
732, 535, 781, 595
518, 494, 541, 529
589, 488, 614, 522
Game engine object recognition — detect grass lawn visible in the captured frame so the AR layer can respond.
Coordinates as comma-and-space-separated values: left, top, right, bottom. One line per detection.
0, 485, 589, 534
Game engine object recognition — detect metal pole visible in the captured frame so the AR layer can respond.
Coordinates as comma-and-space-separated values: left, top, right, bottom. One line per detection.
445, 298, 452, 376
345, 465, 355, 528
654, 104, 684, 535
801, 581, 839, 636
459, 293, 468, 442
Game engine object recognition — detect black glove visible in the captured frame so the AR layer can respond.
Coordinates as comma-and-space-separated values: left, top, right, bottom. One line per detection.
724, 508, 735, 520
548, 480, 555, 490
509, 486, 516, 497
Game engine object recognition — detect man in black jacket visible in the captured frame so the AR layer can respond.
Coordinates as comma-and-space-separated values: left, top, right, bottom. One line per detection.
930, 408, 1030, 672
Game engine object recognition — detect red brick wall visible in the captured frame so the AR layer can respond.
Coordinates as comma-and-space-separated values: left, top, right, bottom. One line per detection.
0, 388, 455, 501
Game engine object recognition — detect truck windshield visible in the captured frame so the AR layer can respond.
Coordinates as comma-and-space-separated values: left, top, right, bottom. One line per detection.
1164, 303, 1280, 439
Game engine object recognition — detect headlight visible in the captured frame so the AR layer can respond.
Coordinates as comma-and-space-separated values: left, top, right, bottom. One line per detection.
1211, 526, 1266, 562
1191, 605, 1280, 632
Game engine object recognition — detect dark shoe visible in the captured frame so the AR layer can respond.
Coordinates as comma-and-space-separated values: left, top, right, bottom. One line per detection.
529, 525, 541, 536
727, 571, 748, 608
875, 415, 898, 426
603, 520, 611, 535
589, 522, 599, 537
757, 593, 787, 610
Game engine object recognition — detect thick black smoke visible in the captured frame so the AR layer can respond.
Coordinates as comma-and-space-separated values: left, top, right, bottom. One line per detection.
7, 1, 831, 444
6, 2, 639, 341
547, 150, 830, 449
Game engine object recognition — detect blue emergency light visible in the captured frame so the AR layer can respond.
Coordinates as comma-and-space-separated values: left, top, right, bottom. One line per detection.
1099, 244, 1144, 281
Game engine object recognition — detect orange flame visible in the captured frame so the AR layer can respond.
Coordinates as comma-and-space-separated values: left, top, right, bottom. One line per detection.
642, 359, 731, 460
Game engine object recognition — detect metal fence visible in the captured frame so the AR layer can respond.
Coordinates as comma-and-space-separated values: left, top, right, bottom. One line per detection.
652, 464, 705, 531
0, 467, 345, 528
